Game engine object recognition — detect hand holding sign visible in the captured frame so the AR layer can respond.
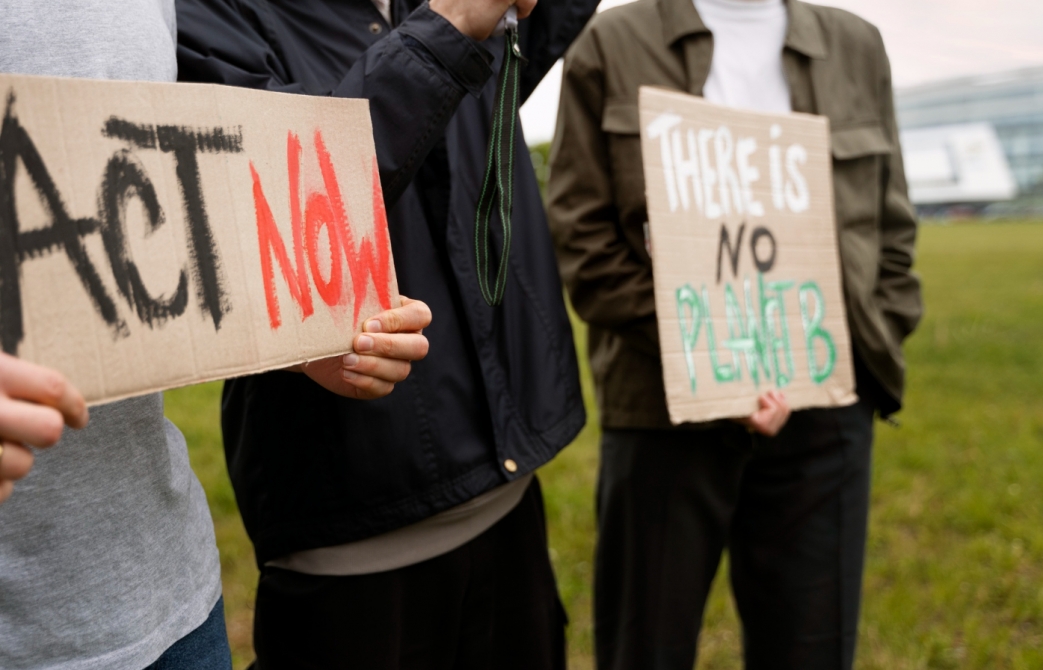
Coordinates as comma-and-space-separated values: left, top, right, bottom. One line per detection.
735, 390, 791, 437
0, 353, 89, 504
297, 297, 432, 400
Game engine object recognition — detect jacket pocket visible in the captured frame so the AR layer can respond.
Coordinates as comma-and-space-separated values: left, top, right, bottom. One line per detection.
831, 122, 891, 227
831, 123, 890, 313
601, 101, 640, 135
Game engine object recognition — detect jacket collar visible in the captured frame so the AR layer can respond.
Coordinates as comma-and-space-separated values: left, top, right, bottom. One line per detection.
659, 0, 710, 46
786, 0, 827, 59
659, 0, 828, 60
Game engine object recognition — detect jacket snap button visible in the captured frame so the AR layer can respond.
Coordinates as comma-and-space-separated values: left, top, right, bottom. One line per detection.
504, 459, 518, 473
369, 22, 382, 35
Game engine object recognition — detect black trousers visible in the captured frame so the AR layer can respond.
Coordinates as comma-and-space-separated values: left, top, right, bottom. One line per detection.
595, 399, 875, 670
252, 477, 566, 670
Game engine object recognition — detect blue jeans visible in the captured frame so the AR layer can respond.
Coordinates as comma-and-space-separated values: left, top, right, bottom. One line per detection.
145, 597, 232, 670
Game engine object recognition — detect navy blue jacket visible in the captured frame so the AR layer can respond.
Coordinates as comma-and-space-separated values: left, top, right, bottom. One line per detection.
176, 0, 595, 565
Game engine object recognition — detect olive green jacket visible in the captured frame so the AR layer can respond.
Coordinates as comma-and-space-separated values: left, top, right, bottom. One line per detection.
547, 0, 923, 428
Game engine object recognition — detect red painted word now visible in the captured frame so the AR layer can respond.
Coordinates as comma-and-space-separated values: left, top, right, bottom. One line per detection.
250, 131, 392, 330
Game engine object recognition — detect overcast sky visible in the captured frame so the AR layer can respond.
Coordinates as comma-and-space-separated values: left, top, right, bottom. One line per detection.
520, 0, 1043, 143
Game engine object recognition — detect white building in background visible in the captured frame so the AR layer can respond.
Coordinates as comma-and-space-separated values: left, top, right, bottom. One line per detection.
900, 123, 1018, 205
896, 66, 1043, 208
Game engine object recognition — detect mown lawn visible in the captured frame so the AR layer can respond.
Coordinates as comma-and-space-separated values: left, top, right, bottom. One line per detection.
167, 220, 1043, 669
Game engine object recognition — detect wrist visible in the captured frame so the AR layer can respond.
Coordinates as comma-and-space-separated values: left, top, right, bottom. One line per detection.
428, 0, 474, 39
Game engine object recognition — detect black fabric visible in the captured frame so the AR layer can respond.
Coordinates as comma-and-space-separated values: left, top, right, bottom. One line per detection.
252, 478, 567, 670
595, 400, 875, 670
854, 349, 899, 418
175, 0, 596, 565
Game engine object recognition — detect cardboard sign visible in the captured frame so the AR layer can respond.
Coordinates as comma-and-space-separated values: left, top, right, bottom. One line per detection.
639, 87, 856, 424
0, 73, 398, 404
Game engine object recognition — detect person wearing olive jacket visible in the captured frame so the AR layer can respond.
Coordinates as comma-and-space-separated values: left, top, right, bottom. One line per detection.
548, 0, 923, 668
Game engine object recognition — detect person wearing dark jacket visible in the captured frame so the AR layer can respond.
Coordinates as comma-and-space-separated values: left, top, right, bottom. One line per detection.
549, 0, 923, 668
176, 0, 596, 666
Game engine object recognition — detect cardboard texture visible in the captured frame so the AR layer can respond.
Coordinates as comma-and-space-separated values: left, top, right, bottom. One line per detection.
0, 73, 399, 405
638, 87, 856, 424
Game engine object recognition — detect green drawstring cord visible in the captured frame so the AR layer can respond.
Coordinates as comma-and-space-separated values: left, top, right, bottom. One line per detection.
475, 26, 524, 307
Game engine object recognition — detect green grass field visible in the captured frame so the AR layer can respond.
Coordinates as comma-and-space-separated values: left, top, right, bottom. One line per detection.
167, 220, 1043, 669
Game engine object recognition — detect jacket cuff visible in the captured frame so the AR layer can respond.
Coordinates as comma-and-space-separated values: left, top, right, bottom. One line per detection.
397, 3, 494, 97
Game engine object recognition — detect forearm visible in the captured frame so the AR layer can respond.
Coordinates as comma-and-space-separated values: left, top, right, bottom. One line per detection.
556, 229, 656, 330
549, 44, 658, 342
550, 155, 660, 355
877, 204, 923, 343
875, 37, 923, 342
332, 6, 494, 206
177, 0, 494, 209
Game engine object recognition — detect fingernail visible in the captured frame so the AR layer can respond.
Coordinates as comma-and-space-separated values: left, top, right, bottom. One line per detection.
365, 320, 382, 333
356, 335, 374, 352
342, 370, 358, 382
343, 353, 359, 368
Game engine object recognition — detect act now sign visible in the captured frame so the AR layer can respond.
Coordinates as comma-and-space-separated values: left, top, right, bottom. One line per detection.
0, 73, 397, 404
639, 87, 856, 424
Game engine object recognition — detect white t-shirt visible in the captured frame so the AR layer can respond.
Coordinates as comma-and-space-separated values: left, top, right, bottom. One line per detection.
372, 0, 392, 24
694, 0, 791, 113
0, 3, 222, 668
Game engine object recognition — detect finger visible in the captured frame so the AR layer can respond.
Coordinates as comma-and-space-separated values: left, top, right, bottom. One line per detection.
762, 407, 789, 436
341, 372, 396, 400
342, 354, 412, 384
771, 388, 792, 415
354, 332, 430, 361
0, 355, 88, 429
744, 419, 766, 435
399, 297, 428, 334
0, 479, 12, 505
748, 417, 776, 437
746, 404, 785, 437
363, 298, 432, 335
0, 399, 67, 447
748, 410, 770, 429
0, 442, 33, 481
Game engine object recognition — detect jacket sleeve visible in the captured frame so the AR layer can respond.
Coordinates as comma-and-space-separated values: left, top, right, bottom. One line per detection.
517, 0, 601, 103
175, 0, 493, 207
874, 33, 923, 344
546, 29, 660, 357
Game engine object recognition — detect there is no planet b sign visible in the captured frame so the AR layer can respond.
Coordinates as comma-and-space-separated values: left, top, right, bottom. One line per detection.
639, 87, 856, 424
